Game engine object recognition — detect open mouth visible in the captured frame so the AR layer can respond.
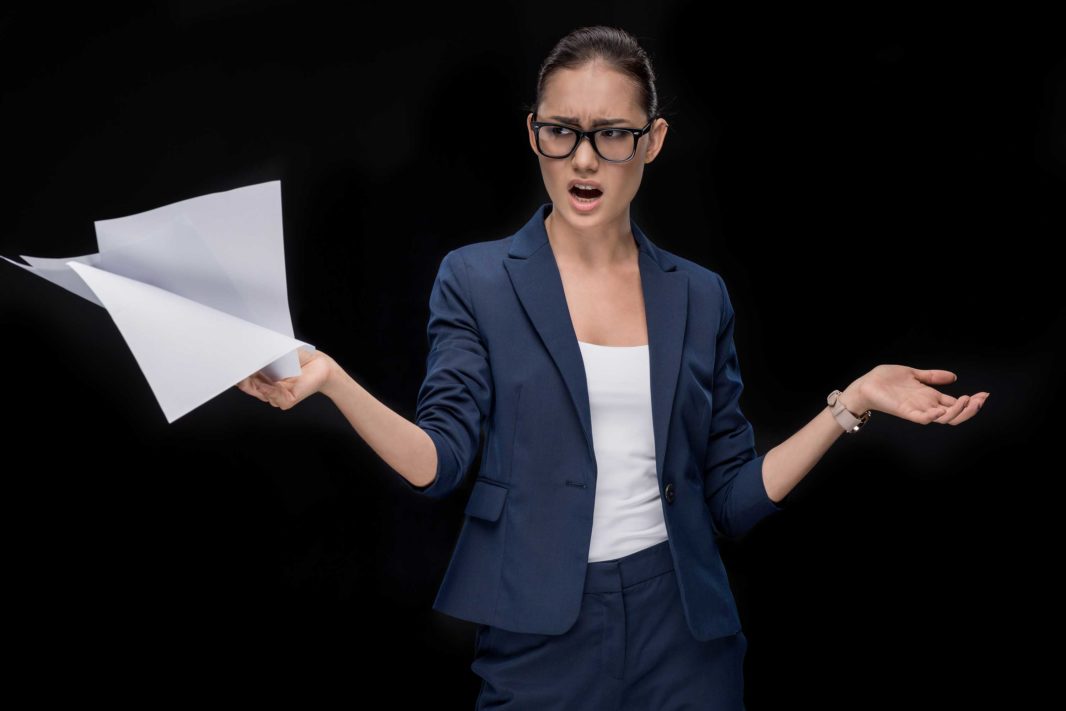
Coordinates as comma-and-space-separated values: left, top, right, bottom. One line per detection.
569, 185, 603, 201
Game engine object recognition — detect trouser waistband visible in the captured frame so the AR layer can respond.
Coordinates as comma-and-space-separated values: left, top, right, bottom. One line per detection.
584, 539, 674, 593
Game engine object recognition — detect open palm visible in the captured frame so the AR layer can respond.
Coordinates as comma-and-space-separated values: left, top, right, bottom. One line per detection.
235, 347, 333, 410
859, 364, 988, 425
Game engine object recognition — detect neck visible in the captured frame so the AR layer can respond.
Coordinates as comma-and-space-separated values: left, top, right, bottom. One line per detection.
545, 206, 637, 270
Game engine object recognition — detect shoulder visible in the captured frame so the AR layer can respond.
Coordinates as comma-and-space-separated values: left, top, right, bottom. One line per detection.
434, 236, 514, 303
429, 236, 509, 289
440, 232, 732, 308
651, 244, 729, 304
449, 236, 512, 271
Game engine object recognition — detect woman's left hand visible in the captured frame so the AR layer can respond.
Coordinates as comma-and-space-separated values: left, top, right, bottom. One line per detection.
845, 365, 989, 425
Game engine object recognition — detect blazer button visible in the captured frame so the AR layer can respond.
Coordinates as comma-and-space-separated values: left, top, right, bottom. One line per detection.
664, 482, 676, 504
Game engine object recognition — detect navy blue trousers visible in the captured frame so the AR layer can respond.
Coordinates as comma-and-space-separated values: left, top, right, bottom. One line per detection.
471, 539, 748, 710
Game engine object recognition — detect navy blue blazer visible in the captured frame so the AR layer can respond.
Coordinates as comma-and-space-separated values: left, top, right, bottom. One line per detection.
404, 201, 785, 641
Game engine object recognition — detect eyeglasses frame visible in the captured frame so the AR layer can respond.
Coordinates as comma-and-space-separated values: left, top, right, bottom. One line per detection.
530, 112, 656, 163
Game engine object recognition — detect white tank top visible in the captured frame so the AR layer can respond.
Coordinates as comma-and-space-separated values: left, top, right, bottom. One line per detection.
578, 340, 669, 562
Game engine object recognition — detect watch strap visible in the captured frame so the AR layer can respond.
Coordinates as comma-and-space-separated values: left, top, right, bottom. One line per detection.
827, 389, 871, 433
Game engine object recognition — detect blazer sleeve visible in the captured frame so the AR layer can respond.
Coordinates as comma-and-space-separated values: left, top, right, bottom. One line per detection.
402, 249, 493, 499
702, 272, 785, 540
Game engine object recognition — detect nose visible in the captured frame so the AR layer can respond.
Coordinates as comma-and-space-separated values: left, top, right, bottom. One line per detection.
573, 133, 599, 166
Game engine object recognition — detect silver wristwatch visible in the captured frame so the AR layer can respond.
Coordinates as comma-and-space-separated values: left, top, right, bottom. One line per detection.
827, 389, 871, 433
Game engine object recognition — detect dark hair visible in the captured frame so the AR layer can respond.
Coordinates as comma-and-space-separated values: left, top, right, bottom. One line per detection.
525, 26, 671, 125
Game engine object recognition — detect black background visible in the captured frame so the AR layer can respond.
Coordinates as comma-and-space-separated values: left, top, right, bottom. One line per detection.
1, 2, 1060, 707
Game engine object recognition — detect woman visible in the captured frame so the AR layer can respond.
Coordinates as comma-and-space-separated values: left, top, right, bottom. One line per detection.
236, 25, 988, 710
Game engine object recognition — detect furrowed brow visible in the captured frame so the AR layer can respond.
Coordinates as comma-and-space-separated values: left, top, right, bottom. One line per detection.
547, 116, 629, 128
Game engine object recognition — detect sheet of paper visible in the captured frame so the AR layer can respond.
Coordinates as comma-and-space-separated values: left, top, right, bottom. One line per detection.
2, 179, 315, 423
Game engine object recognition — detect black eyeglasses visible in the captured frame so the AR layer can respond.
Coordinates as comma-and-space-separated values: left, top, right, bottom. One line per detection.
530, 112, 655, 163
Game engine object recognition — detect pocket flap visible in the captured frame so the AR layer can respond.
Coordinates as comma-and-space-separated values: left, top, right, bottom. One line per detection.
464, 478, 508, 522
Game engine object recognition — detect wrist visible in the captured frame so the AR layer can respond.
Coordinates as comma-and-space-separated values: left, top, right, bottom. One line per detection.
320, 356, 346, 401
839, 380, 869, 415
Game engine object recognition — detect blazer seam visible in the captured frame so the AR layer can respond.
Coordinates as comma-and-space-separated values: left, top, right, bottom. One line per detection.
712, 272, 733, 383
456, 249, 505, 627
506, 382, 522, 487
455, 250, 482, 332
490, 452, 511, 629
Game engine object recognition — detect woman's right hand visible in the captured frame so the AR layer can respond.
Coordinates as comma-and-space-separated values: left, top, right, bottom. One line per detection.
235, 347, 334, 411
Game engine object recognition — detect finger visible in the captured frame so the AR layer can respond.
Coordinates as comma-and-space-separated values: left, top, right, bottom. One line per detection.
937, 393, 959, 406
273, 382, 298, 410
281, 382, 305, 408
278, 370, 317, 406
935, 394, 970, 422
297, 347, 317, 366
236, 378, 269, 403
932, 394, 970, 424
914, 368, 958, 385
253, 373, 284, 402
943, 395, 983, 425
252, 371, 304, 410
912, 404, 946, 424
247, 380, 272, 404
268, 380, 301, 410
247, 380, 270, 403
254, 378, 283, 407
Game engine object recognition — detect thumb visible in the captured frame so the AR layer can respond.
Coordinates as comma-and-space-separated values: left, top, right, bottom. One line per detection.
914, 368, 958, 385
279, 371, 315, 403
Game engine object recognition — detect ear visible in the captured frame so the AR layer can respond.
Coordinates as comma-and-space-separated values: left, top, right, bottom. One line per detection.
527, 112, 539, 156
644, 118, 669, 164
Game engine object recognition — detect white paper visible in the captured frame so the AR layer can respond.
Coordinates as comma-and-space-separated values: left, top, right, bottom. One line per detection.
2, 179, 315, 423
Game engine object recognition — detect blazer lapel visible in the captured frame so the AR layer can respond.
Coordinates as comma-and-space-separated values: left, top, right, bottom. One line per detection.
503, 202, 689, 487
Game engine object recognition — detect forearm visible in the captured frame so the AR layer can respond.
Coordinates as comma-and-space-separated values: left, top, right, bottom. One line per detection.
761, 383, 866, 504
319, 358, 438, 488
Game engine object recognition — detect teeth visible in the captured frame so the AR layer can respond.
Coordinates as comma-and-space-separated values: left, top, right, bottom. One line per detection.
573, 184, 599, 190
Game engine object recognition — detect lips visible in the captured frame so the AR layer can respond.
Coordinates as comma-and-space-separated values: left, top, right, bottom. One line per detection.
568, 181, 604, 199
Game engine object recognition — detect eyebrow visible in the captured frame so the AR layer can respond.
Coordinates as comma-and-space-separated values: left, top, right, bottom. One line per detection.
547, 115, 631, 128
